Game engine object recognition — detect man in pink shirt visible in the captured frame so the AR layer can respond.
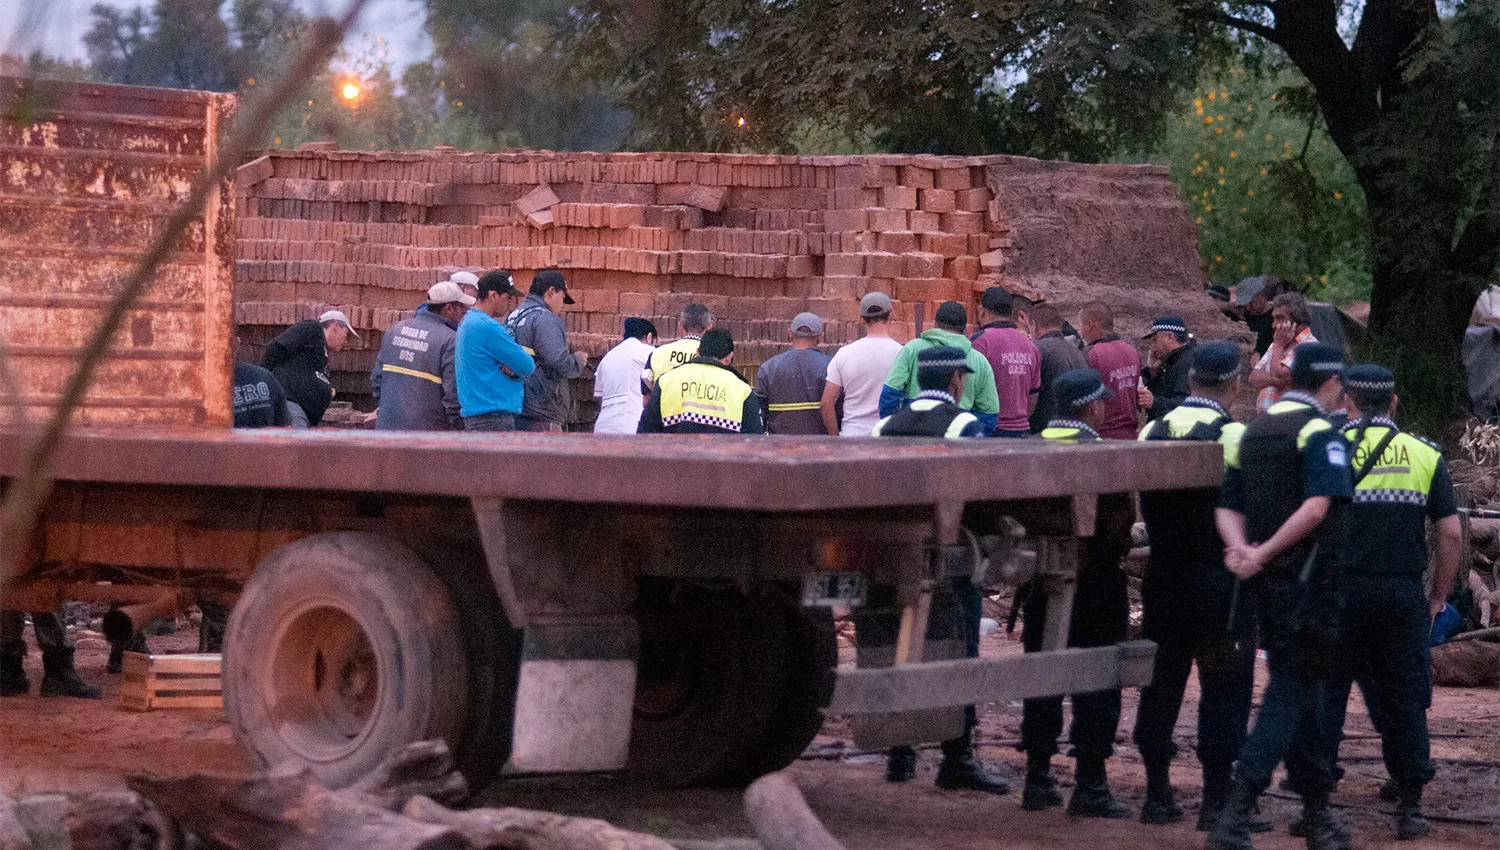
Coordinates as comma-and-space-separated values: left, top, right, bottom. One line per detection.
1077, 301, 1142, 440
970, 287, 1041, 438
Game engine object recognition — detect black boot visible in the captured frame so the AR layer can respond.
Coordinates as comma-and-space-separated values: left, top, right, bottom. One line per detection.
1021, 754, 1063, 811
1067, 759, 1131, 819
1379, 777, 1399, 802
39, 647, 101, 699
0, 642, 28, 697
1142, 760, 1184, 825
1206, 778, 1260, 850
935, 730, 1010, 794
1395, 785, 1430, 841
885, 745, 916, 783
1300, 796, 1351, 850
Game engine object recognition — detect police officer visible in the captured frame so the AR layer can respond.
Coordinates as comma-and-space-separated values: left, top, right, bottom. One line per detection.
1210, 342, 1353, 850
1319, 365, 1460, 840
639, 328, 763, 434
1022, 369, 1133, 818
869, 347, 1010, 794
1133, 343, 1264, 830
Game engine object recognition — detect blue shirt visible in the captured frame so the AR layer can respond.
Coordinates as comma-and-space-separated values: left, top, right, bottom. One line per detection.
456, 309, 536, 417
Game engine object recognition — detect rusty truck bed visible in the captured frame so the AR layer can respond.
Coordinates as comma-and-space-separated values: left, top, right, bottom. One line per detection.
0, 428, 1222, 510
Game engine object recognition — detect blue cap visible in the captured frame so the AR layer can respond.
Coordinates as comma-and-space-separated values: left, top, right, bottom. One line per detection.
1143, 316, 1188, 338
1053, 368, 1112, 410
1342, 364, 1395, 394
1289, 342, 1344, 387
1190, 342, 1242, 384
916, 345, 974, 377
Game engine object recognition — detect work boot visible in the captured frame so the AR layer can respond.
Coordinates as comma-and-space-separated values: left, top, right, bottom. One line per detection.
1378, 777, 1399, 802
1021, 756, 1063, 811
1299, 797, 1351, 850
1067, 760, 1131, 819
935, 732, 1010, 794
885, 745, 916, 783
1206, 778, 1260, 850
1395, 785, 1431, 841
39, 647, 101, 699
0, 643, 28, 697
1142, 761, 1183, 825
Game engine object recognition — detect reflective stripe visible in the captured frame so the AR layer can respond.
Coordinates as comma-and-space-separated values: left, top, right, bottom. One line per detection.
1296, 417, 1332, 450
1222, 421, 1246, 468
1344, 427, 1441, 499
945, 413, 979, 439
767, 401, 822, 411
381, 363, 443, 385
1352, 488, 1427, 506
659, 361, 752, 431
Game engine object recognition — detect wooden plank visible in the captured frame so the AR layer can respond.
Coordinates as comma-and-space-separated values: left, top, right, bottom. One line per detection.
140, 653, 221, 673
147, 695, 223, 709
145, 678, 222, 692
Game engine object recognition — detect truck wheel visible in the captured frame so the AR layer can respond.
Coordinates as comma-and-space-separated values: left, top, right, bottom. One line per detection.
757, 603, 837, 774
223, 532, 468, 788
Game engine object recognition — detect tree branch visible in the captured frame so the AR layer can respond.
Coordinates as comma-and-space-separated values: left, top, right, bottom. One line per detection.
1184, 5, 1280, 43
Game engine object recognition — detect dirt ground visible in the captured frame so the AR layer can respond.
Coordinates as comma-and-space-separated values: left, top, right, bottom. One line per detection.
1, 623, 1496, 849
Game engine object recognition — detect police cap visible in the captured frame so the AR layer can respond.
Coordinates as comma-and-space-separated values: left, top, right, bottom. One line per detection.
1190, 342, 1241, 385
916, 345, 974, 379
1053, 368, 1112, 410
1142, 315, 1188, 339
1342, 363, 1396, 394
1289, 342, 1344, 389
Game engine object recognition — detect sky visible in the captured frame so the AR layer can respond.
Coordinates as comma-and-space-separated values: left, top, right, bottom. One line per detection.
0, 0, 432, 69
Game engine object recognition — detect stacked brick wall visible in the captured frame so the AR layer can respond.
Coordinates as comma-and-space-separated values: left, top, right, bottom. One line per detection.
234, 149, 1232, 426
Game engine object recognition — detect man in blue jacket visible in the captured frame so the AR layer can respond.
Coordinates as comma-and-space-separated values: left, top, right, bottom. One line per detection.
457, 270, 536, 432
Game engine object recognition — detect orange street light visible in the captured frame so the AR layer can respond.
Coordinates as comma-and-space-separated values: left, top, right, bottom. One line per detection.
342, 82, 361, 101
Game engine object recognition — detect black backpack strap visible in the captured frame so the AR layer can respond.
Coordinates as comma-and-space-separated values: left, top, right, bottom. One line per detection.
1351, 422, 1399, 486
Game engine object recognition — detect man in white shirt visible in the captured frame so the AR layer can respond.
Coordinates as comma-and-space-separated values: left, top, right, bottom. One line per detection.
821, 292, 905, 436
592, 317, 657, 434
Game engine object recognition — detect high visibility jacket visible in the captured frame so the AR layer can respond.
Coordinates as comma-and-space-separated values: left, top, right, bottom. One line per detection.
1342, 417, 1458, 576
871, 393, 981, 438
643, 335, 702, 388
1040, 418, 1102, 442
1138, 399, 1244, 566
640, 358, 764, 434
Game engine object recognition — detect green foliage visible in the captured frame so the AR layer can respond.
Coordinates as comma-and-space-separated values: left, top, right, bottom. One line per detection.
1156, 63, 1371, 304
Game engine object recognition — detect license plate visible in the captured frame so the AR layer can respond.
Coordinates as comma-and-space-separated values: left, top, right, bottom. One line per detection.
801, 571, 866, 607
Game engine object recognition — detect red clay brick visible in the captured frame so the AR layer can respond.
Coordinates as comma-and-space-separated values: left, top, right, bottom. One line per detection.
868, 209, 909, 232
824, 254, 866, 276
823, 209, 869, 232
866, 252, 904, 279
934, 168, 972, 190
946, 257, 981, 280
902, 253, 946, 278
880, 186, 918, 210
918, 189, 956, 213
942, 211, 985, 235
876, 231, 919, 253
899, 166, 935, 189
908, 210, 942, 233
954, 187, 990, 212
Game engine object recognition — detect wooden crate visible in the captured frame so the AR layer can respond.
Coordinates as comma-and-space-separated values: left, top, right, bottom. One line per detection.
119, 652, 223, 711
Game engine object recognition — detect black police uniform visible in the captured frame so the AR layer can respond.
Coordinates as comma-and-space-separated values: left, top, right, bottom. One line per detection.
1133, 397, 1257, 827
1022, 409, 1133, 817
1212, 387, 1353, 850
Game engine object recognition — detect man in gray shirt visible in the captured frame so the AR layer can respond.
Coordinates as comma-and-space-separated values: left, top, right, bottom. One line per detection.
506, 269, 589, 432
754, 312, 832, 435
372, 280, 473, 430
1029, 303, 1088, 433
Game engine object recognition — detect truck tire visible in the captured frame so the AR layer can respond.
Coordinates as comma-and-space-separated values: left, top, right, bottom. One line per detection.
628, 584, 835, 787
223, 532, 468, 789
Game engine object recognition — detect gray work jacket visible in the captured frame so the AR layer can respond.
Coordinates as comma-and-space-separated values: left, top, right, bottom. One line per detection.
506, 295, 582, 425
371, 309, 462, 430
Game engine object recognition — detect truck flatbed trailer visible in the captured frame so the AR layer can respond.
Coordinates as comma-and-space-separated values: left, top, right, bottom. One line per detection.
2, 428, 1222, 789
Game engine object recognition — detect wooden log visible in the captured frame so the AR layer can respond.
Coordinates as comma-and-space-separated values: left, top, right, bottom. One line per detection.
67, 791, 174, 850
742, 772, 847, 850
129, 769, 465, 850
347, 740, 469, 812
402, 795, 677, 850
1431, 640, 1500, 688
1450, 626, 1500, 642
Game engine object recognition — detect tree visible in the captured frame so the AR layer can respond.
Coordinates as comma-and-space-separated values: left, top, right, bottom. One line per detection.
573, 1, 1499, 417
84, 0, 303, 92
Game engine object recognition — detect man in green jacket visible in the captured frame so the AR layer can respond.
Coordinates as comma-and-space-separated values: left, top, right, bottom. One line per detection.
879, 301, 1000, 435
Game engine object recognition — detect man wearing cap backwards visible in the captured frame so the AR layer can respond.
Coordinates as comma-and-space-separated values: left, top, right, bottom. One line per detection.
822, 292, 904, 436
755, 312, 833, 435
971, 286, 1041, 438
644, 303, 714, 390
1299, 365, 1459, 841
639, 329, 763, 435
1209, 342, 1353, 850
506, 269, 590, 432
1139, 316, 1196, 422
1133, 343, 1263, 831
1077, 301, 1143, 439
880, 301, 1000, 435
370, 280, 474, 431
869, 347, 1011, 795
456, 271, 536, 432
1020, 368, 1134, 817
592, 318, 657, 435
262, 309, 357, 427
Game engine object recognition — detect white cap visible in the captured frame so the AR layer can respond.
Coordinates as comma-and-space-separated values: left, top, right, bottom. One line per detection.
448, 270, 480, 289
427, 280, 477, 306
319, 310, 359, 338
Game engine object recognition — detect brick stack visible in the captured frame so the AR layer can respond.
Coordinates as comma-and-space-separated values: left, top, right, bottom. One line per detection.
234, 149, 1227, 426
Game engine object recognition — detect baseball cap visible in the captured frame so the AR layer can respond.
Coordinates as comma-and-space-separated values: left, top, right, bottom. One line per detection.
318, 309, 359, 338
1233, 276, 1268, 307
427, 280, 477, 306
1342, 364, 1396, 394
1053, 368, 1112, 410
1142, 316, 1189, 338
1289, 342, 1344, 387
980, 286, 1014, 314
1190, 342, 1242, 384
860, 291, 893, 318
916, 345, 974, 377
477, 269, 523, 298
530, 269, 575, 305
448, 270, 480, 291
791, 312, 824, 337
934, 301, 968, 329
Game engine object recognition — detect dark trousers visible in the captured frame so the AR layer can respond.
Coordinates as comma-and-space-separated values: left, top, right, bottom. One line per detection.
0, 611, 71, 651
1237, 578, 1339, 797
1133, 563, 1256, 779
1300, 574, 1434, 788
464, 411, 516, 432
1019, 543, 1129, 764
516, 415, 564, 433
